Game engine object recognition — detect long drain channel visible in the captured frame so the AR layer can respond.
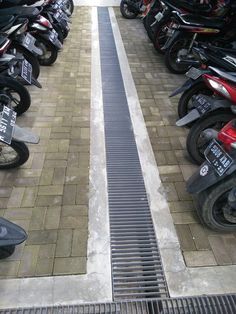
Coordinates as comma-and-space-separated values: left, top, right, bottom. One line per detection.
98, 7, 168, 300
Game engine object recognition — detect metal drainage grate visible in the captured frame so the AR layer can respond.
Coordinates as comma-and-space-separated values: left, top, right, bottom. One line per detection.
1, 295, 236, 313
98, 8, 168, 300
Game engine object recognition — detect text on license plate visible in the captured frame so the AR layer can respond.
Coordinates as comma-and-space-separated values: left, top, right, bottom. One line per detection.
204, 140, 233, 176
0, 106, 16, 145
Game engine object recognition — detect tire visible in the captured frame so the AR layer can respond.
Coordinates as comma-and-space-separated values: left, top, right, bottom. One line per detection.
0, 77, 31, 116
143, 12, 156, 41
120, 0, 139, 19
35, 37, 58, 66
178, 81, 214, 126
197, 176, 236, 232
186, 111, 235, 165
0, 140, 29, 169
9, 44, 40, 79
164, 35, 192, 74
153, 19, 172, 54
65, 0, 74, 16
52, 23, 65, 43
0, 245, 15, 259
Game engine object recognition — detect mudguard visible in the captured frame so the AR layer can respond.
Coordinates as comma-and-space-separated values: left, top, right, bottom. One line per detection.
187, 161, 236, 194
170, 78, 196, 97
13, 125, 40, 144
162, 29, 181, 51
176, 98, 232, 127
37, 33, 62, 50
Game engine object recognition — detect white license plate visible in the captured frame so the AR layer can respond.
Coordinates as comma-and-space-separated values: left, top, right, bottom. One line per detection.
0, 106, 16, 144
155, 12, 163, 22
186, 67, 202, 80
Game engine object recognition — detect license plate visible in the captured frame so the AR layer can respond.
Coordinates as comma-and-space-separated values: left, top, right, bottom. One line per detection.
195, 95, 211, 115
49, 29, 58, 44
204, 140, 233, 176
22, 33, 36, 52
155, 12, 163, 22
0, 106, 16, 144
21, 60, 32, 84
53, 0, 66, 10
54, 9, 69, 29
186, 67, 202, 80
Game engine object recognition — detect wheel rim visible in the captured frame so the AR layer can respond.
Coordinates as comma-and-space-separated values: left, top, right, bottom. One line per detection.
0, 143, 19, 166
123, 4, 136, 16
168, 38, 191, 72
197, 120, 229, 159
212, 190, 236, 228
37, 42, 53, 62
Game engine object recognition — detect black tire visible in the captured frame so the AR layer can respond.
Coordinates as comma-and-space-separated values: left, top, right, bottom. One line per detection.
178, 81, 214, 126
9, 44, 40, 79
120, 0, 139, 19
52, 23, 65, 43
143, 13, 155, 41
0, 140, 29, 169
197, 176, 236, 232
186, 111, 235, 165
35, 37, 58, 66
65, 0, 74, 16
0, 245, 15, 259
0, 77, 31, 116
153, 19, 172, 54
164, 35, 192, 74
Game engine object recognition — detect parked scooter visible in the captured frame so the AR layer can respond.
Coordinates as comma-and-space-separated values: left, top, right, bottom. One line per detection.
187, 119, 236, 232
0, 217, 27, 258
183, 67, 236, 165
170, 44, 236, 123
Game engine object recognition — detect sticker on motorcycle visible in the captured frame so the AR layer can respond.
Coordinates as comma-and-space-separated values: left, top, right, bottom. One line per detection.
204, 140, 233, 176
0, 106, 16, 145
200, 164, 209, 176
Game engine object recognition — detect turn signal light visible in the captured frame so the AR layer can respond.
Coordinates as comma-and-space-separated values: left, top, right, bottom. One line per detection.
218, 119, 236, 150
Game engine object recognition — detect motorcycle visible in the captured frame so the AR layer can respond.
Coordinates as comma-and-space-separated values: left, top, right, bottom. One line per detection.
0, 217, 27, 258
163, 1, 236, 73
0, 105, 39, 169
187, 118, 236, 232
171, 45, 236, 125
184, 67, 236, 165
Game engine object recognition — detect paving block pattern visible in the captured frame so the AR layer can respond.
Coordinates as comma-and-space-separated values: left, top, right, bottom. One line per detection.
115, 10, 236, 267
0, 7, 90, 278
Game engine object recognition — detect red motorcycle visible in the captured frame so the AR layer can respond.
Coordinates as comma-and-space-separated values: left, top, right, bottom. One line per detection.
187, 118, 236, 231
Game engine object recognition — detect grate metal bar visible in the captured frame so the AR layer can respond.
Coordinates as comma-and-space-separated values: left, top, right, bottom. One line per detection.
97, 7, 168, 300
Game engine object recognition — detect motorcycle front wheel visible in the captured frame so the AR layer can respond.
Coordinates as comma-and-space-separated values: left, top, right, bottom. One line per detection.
153, 19, 172, 54
186, 110, 235, 165
120, 0, 139, 19
197, 176, 236, 232
0, 140, 29, 169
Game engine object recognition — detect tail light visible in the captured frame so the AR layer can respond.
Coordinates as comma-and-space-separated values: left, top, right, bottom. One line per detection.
36, 15, 52, 29
0, 39, 11, 55
218, 119, 236, 150
203, 74, 236, 102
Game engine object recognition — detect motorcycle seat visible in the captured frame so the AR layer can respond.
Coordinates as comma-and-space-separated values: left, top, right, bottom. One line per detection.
210, 66, 236, 83
179, 14, 225, 29
0, 6, 41, 19
0, 15, 16, 32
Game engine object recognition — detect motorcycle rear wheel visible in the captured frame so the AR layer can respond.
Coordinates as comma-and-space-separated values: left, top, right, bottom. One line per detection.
197, 176, 236, 232
186, 110, 235, 165
0, 77, 31, 116
153, 19, 172, 54
0, 140, 29, 169
120, 0, 139, 19
35, 37, 58, 66
0, 245, 15, 259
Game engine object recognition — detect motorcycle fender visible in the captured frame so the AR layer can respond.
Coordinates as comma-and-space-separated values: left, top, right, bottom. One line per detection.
38, 33, 62, 50
176, 108, 200, 127
31, 77, 42, 89
186, 161, 236, 194
162, 30, 181, 51
13, 125, 40, 144
169, 78, 195, 97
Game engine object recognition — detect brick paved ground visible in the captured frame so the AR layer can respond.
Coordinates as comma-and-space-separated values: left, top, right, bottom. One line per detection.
0, 7, 90, 278
115, 10, 236, 267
